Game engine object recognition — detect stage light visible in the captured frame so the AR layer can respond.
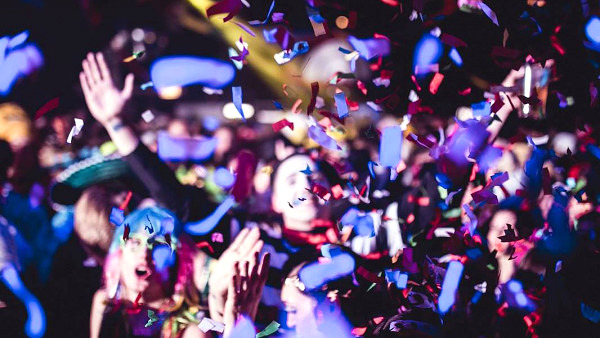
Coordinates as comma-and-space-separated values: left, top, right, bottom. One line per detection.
157, 86, 182, 100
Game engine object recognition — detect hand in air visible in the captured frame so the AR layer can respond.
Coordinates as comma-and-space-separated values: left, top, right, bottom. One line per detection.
79, 52, 134, 127
223, 251, 270, 337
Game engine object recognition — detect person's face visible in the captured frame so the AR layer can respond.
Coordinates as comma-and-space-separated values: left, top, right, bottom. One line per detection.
271, 155, 329, 224
120, 234, 160, 294
281, 283, 319, 334
487, 210, 517, 255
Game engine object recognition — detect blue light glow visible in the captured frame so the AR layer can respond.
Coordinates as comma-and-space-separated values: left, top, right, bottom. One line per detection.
0, 31, 44, 96
150, 56, 236, 90
414, 34, 442, 74
585, 17, 600, 44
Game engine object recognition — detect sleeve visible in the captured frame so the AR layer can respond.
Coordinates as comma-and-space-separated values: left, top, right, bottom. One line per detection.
123, 142, 216, 224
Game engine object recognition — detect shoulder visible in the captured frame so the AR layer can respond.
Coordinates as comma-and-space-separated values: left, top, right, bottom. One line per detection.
92, 289, 109, 310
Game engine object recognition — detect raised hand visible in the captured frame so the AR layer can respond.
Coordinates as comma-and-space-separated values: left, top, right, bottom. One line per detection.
223, 252, 270, 336
208, 227, 263, 321
79, 52, 134, 127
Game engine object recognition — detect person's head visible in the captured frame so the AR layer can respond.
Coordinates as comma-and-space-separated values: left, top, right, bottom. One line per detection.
104, 207, 197, 307
271, 154, 330, 230
74, 185, 122, 265
281, 262, 350, 337
0, 103, 31, 151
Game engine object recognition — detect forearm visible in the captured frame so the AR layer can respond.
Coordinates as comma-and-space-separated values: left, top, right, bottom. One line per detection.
208, 291, 226, 322
103, 117, 139, 157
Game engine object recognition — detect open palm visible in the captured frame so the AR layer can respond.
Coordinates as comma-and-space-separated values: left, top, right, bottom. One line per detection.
79, 52, 134, 127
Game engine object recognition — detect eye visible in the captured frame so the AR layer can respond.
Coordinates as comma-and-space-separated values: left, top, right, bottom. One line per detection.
284, 306, 297, 314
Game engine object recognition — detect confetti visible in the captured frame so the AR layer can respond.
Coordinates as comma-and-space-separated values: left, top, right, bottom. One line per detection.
145, 310, 159, 327
206, 0, 242, 22
334, 92, 349, 119
140, 81, 154, 90
141, 110, 154, 123
299, 252, 355, 290
34, 97, 59, 120
185, 196, 235, 235
110, 207, 125, 226
384, 270, 408, 289
256, 321, 280, 337
230, 38, 249, 62
231, 21, 256, 37
231, 86, 246, 120
429, 72, 444, 94
308, 125, 340, 150
248, 0, 276, 25
271, 118, 294, 132
307, 82, 319, 115
123, 50, 145, 63
348, 35, 390, 60
198, 317, 225, 333
66, 118, 84, 144
438, 260, 464, 315
379, 126, 403, 168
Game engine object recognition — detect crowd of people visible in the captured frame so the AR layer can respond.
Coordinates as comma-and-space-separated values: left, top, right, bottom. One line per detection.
1, 0, 600, 337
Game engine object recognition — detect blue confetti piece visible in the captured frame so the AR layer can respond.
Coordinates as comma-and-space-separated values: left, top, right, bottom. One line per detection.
348, 35, 391, 60
587, 144, 600, 160
438, 260, 464, 315
414, 34, 442, 74
110, 207, 125, 226
385, 269, 408, 289
338, 47, 353, 54
185, 196, 235, 235
320, 244, 342, 258
449, 47, 462, 66
299, 253, 355, 290
7, 31, 29, 49
379, 126, 403, 168
232, 86, 245, 121
582, 303, 600, 323
248, 0, 276, 26
272, 100, 283, 110
263, 28, 278, 43
585, 16, 600, 44
471, 101, 491, 118
150, 56, 235, 90
334, 92, 349, 119
367, 161, 379, 178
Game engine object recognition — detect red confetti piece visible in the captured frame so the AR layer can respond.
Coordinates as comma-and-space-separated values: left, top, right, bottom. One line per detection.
411, 75, 422, 91
232, 150, 257, 203
331, 184, 344, 199
307, 82, 319, 115
318, 110, 345, 124
491, 93, 504, 113
440, 33, 468, 47
357, 266, 385, 283
352, 327, 367, 336
271, 119, 294, 132
291, 98, 302, 114
429, 72, 444, 95
196, 241, 215, 254
373, 317, 384, 325
206, 0, 242, 22
123, 224, 130, 242
119, 191, 133, 210
458, 87, 471, 96
282, 83, 289, 96
34, 97, 59, 120
311, 183, 331, 201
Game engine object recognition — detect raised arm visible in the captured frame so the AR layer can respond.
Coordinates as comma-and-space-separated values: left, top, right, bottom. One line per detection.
79, 52, 138, 156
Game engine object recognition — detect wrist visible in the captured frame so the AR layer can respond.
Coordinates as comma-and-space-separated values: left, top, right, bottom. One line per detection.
104, 117, 123, 129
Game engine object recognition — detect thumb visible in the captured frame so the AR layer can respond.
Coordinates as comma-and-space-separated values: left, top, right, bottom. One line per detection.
121, 73, 134, 99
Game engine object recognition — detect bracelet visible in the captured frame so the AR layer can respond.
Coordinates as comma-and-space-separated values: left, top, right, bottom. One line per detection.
110, 121, 125, 132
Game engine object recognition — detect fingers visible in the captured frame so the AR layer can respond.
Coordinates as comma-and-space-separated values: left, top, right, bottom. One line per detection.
228, 228, 250, 253
121, 73, 134, 99
82, 59, 96, 88
79, 72, 92, 99
238, 227, 261, 257
258, 252, 270, 284
96, 53, 111, 83
86, 52, 103, 85
233, 262, 241, 294
241, 260, 250, 293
